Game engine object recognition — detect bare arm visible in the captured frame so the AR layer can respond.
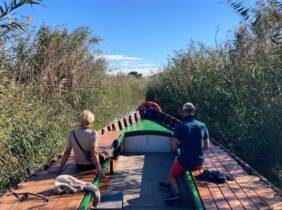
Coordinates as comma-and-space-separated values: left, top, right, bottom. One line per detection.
171, 137, 180, 152
91, 145, 102, 173
57, 146, 72, 173
204, 138, 209, 150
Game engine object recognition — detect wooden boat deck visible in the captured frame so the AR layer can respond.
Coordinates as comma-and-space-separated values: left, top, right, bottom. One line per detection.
193, 142, 282, 209
0, 130, 121, 210
1, 111, 282, 209
152, 111, 282, 209
102, 153, 192, 210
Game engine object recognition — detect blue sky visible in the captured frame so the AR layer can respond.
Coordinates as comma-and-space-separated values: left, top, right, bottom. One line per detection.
19, 0, 244, 75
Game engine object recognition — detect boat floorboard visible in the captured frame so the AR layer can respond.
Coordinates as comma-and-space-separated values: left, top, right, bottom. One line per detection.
1, 115, 282, 210
0, 131, 120, 210
192, 143, 282, 209
102, 153, 193, 210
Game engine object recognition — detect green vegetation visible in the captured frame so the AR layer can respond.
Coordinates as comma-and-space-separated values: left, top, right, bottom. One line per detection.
0, 24, 146, 193
0, 0, 42, 38
146, 1, 282, 189
1, 0, 281, 196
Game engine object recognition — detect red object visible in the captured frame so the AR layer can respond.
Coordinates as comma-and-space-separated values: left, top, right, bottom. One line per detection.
169, 159, 202, 177
137, 101, 162, 112
169, 159, 186, 177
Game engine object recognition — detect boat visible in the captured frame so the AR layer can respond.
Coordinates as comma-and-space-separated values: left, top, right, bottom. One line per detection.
0, 110, 282, 209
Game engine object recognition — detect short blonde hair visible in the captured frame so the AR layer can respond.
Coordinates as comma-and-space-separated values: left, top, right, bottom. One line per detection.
79, 110, 95, 129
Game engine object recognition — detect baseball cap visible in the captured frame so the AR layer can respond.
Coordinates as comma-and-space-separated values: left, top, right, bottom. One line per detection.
182, 102, 195, 111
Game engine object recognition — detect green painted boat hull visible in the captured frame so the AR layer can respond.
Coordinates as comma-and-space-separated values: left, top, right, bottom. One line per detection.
79, 119, 204, 210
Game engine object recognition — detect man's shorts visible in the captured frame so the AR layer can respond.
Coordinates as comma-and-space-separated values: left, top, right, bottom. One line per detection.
169, 158, 202, 177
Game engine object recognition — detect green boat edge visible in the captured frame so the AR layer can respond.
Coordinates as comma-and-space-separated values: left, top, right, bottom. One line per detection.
78, 119, 205, 210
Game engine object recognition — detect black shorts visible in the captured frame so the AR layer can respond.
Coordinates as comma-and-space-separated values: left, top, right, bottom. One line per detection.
76, 163, 96, 171
76, 154, 106, 171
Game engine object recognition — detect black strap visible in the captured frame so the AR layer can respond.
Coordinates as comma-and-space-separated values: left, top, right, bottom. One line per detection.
72, 130, 87, 153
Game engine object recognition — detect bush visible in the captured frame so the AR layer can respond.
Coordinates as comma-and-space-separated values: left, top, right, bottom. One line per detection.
0, 26, 146, 194
146, 2, 282, 189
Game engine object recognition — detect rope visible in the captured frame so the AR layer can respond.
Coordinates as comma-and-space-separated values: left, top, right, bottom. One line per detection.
10, 190, 49, 204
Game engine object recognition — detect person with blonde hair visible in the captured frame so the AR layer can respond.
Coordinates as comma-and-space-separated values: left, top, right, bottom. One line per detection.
57, 110, 102, 173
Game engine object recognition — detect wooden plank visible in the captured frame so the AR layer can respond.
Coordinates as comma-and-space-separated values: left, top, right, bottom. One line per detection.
210, 147, 262, 209
206, 150, 257, 209
102, 154, 193, 209
272, 201, 282, 209
0, 130, 121, 210
206, 164, 243, 209
97, 131, 121, 151
0, 179, 56, 210
216, 156, 270, 208
226, 180, 257, 209
248, 180, 282, 208
202, 154, 231, 209
270, 198, 282, 209
210, 146, 273, 209
207, 184, 230, 209
199, 144, 257, 209
194, 180, 218, 209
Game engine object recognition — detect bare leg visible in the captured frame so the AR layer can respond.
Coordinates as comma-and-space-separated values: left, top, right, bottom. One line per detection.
168, 175, 180, 194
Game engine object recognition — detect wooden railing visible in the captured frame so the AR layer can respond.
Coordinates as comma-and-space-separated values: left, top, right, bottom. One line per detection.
99, 111, 141, 136
139, 109, 180, 129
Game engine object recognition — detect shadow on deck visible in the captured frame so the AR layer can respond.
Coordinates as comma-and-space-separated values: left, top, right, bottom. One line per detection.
102, 153, 194, 210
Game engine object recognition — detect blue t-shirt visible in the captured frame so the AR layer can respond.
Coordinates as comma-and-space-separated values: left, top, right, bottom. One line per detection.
173, 116, 209, 170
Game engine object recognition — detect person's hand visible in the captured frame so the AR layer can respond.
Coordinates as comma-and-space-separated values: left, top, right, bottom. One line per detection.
96, 165, 102, 173
97, 167, 105, 177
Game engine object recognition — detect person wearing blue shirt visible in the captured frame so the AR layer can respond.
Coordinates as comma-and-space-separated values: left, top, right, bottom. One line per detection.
159, 102, 209, 202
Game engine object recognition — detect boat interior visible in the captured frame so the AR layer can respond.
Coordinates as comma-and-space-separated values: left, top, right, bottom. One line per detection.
0, 111, 282, 210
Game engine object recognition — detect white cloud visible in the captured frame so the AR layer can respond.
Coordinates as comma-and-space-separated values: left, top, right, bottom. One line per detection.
119, 63, 156, 68
101, 54, 143, 61
109, 66, 160, 76
101, 53, 161, 76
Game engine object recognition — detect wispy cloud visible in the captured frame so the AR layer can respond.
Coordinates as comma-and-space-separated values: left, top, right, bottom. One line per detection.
119, 63, 156, 68
101, 53, 160, 76
101, 54, 143, 61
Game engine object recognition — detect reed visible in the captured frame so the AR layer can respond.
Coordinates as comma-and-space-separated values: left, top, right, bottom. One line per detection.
146, 1, 282, 189
0, 25, 146, 194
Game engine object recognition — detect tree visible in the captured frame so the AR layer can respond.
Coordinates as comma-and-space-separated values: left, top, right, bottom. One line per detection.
227, 0, 282, 44
128, 71, 142, 78
0, 0, 42, 38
